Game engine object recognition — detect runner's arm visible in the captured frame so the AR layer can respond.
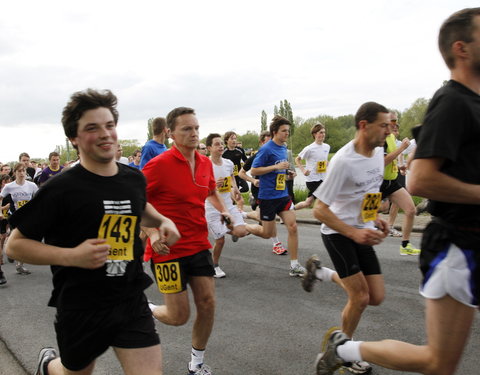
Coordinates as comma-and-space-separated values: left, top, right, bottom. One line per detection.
409, 157, 480, 204
251, 161, 289, 176
141, 203, 181, 247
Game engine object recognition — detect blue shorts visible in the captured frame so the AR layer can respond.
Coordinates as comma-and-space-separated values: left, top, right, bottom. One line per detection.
259, 196, 293, 221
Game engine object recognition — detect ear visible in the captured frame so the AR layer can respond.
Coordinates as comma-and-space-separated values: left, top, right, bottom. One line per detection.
452, 40, 468, 59
357, 120, 368, 130
166, 128, 172, 140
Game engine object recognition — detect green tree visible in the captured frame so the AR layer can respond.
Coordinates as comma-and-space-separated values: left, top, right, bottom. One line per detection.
261, 110, 267, 132
147, 118, 154, 140
238, 131, 260, 150
119, 139, 142, 158
399, 98, 429, 139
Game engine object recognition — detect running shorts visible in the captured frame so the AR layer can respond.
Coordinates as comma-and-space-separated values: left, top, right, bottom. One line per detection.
206, 206, 245, 240
306, 180, 323, 198
380, 179, 402, 200
55, 293, 159, 371
259, 196, 294, 222
321, 233, 382, 279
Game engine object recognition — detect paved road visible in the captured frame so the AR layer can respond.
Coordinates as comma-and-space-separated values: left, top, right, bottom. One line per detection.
1, 221, 478, 374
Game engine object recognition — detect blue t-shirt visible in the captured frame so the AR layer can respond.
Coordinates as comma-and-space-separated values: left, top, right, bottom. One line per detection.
252, 140, 289, 200
140, 140, 167, 169
128, 162, 141, 170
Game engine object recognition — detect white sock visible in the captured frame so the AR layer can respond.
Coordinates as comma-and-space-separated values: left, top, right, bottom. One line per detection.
290, 259, 299, 267
336, 340, 363, 362
190, 347, 205, 369
271, 237, 280, 245
148, 302, 157, 313
315, 267, 335, 282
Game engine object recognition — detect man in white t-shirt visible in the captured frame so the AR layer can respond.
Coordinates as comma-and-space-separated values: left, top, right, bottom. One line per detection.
305, 102, 390, 374
294, 123, 330, 210
205, 133, 248, 278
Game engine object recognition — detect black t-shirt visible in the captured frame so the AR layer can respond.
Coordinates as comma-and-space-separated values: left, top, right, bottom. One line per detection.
415, 80, 480, 224
223, 147, 247, 177
9, 163, 152, 310
242, 152, 258, 198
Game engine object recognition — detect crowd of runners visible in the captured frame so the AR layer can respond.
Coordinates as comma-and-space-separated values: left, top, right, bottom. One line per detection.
0, 7, 479, 375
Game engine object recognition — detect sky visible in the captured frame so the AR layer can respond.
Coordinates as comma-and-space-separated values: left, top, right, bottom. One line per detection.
0, 0, 477, 162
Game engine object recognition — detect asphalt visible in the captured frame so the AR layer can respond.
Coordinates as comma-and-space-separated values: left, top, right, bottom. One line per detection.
0, 210, 431, 374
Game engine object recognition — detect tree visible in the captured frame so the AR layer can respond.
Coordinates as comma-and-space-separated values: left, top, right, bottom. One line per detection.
238, 131, 260, 150
399, 98, 429, 139
147, 118, 154, 140
119, 139, 143, 158
261, 110, 267, 132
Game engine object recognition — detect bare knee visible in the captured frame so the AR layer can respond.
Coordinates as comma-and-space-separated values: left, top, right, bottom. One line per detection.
403, 204, 416, 217
285, 221, 298, 235
232, 226, 248, 238
350, 292, 370, 311
368, 293, 385, 306
195, 294, 216, 316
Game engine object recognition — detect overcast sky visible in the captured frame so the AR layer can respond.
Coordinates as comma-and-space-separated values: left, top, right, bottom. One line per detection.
0, 0, 476, 162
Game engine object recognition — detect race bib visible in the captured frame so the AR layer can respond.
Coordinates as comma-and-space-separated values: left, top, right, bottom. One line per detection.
360, 193, 382, 222
98, 214, 137, 261
316, 161, 327, 173
233, 165, 239, 176
392, 160, 398, 174
2, 209, 8, 218
17, 200, 28, 208
218, 176, 232, 193
155, 262, 182, 294
276, 173, 286, 190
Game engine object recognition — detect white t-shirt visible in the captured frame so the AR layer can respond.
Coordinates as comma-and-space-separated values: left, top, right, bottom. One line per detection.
298, 142, 330, 182
0, 180, 39, 210
205, 158, 235, 213
313, 140, 384, 235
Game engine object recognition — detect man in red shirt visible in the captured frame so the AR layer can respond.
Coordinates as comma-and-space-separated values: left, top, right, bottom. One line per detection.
143, 107, 231, 375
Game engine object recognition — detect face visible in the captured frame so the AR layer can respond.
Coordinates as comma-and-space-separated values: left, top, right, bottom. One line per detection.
133, 152, 141, 163
20, 156, 30, 167
364, 112, 391, 148
116, 145, 123, 159
314, 129, 326, 143
0, 166, 10, 175
273, 124, 290, 144
169, 114, 200, 149
50, 156, 60, 169
15, 167, 26, 180
261, 135, 271, 145
208, 137, 224, 157
198, 143, 207, 155
227, 134, 237, 148
70, 107, 118, 164
468, 16, 480, 74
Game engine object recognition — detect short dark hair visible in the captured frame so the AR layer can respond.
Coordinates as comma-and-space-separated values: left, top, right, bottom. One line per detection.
18, 152, 30, 161
0, 174, 11, 183
166, 107, 195, 131
151, 117, 167, 135
13, 163, 25, 173
259, 130, 271, 143
132, 149, 141, 157
206, 133, 222, 147
223, 131, 237, 145
269, 115, 291, 137
62, 89, 119, 140
311, 123, 325, 139
354, 102, 389, 129
439, 8, 480, 69
49, 152, 60, 160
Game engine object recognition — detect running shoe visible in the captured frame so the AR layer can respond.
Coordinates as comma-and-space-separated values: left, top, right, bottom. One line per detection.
36, 347, 58, 375
7, 257, 14, 263
289, 264, 306, 277
231, 234, 239, 242
213, 266, 226, 278
400, 243, 421, 256
343, 360, 372, 374
272, 242, 288, 255
388, 228, 402, 237
0, 271, 6, 285
16, 264, 31, 274
302, 255, 322, 292
188, 363, 212, 375
315, 327, 350, 375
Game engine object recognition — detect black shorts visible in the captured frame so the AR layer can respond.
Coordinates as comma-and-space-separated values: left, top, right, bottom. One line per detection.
0, 219, 8, 235
380, 179, 403, 200
150, 250, 214, 294
259, 196, 293, 221
322, 233, 382, 278
54, 293, 159, 371
235, 176, 249, 193
306, 180, 323, 198
395, 173, 406, 188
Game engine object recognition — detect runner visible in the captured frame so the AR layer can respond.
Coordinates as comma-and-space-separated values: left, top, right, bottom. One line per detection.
143, 107, 232, 375
128, 149, 141, 169
140, 117, 168, 169
222, 131, 248, 210
246, 115, 306, 277
0, 174, 12, 284
238, 131, 288, 255
205, 133, 248, 278
18, 152, 36, 181
37, 152, 64, 186
309, 101, 390, 374
0, 163, 39, 274
315, 8, 480, 375
6, 88, 180, 375
294, 123, 330, 210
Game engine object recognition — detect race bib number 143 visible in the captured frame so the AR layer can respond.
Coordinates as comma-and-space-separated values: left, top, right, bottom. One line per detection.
98, 214, 137, 260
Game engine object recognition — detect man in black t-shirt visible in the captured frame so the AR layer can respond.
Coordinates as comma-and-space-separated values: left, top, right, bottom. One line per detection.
7, 89, 180, 375
222, 131, 248, 211
316, 8, 480, 375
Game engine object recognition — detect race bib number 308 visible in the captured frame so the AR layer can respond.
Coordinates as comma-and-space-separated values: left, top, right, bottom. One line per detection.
155, 262, 182, 294
98, 214, 137, 260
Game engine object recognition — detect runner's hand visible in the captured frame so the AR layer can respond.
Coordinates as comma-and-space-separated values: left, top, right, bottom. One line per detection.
303, 169, 311, 176
158, 218, 181, 248
70, 238, 110, 269
149, 230, 170, 255
374, 219, 389, 237
350, 228, 385, 246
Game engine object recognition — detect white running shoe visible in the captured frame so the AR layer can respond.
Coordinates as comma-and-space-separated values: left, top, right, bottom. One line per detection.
214, 266, 226, 278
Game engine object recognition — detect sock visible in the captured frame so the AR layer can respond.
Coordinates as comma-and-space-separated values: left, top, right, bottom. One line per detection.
315, 267, 335, 282
402, 240, 409, 248
190, 347, 205, 369
214, 264, 219, 268
271, 237, 280, 245
148, 302, 157, 313
290, 259, 299, 268
336, 340, 363, 362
